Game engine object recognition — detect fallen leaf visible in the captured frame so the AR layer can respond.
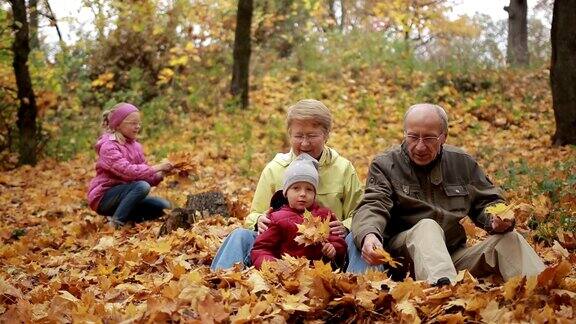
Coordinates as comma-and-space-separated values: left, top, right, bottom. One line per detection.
503, 276, 523, 301
92, 236, 115, 251
480, 300, 504, 323
294, 210, 330, 246
372, 247, 401, 268
486, 203, 515, 221
247, 271, 270, 294
551, 240, 569, 258
198, 294, 228, 323
395, 299, 421, 323
281, 294, 311, 313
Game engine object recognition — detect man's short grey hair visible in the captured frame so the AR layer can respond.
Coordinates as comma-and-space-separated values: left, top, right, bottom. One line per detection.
403, 103, 449, 135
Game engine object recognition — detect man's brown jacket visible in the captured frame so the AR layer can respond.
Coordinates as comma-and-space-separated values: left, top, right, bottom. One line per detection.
352, 144, 504, 253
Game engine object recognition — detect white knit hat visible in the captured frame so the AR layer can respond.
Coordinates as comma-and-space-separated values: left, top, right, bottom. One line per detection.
282, 153, 319, 196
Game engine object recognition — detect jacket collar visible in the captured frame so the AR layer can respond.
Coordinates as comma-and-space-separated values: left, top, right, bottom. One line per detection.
400, 142, 444, 185
280, 201, 320, 214
106, 132, 135, 144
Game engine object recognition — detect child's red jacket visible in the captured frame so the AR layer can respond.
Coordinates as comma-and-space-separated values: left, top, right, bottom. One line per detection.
250, 202, 347, 269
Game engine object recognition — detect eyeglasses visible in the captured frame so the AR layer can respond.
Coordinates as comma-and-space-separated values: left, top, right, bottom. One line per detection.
122, 121, 141, 127
291, 133, 324, 143
404, 133, 442, 146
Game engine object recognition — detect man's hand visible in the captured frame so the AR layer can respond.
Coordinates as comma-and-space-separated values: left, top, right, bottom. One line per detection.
322, 242, 336, 259
361, 233, 384, 265
490, 215, 515, 234
257, 207, 273, 234
329, 216, 348, 238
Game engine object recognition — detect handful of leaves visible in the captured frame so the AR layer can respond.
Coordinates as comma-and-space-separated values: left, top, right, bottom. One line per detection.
294, 210, 330, 246
165, 152, 197, 177
372, 247, 402, 268
485, 203, 515, 221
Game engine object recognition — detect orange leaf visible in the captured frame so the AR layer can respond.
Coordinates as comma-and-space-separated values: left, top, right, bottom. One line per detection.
294, 210, 330, 246
372, 247, 401, 268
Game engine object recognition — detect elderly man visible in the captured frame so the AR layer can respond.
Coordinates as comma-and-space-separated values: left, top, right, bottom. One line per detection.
346, 103, 545, 286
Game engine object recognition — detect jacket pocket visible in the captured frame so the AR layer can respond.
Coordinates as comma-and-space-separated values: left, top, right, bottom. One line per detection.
443, 184, 469, 213
392, 180, 422, 200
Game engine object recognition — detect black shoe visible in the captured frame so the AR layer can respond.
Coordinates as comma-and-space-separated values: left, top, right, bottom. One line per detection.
433, 277, 451, 287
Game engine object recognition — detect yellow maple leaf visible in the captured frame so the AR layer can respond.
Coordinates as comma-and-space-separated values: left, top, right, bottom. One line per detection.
480, 300, 505, 323
247, 271, 270, 294
169, 55, 189, 67
391, 277, 424, 301
90, 71, 114, 88
294, 209, 330, 246
281, 294, 311, 312
395, 299, 421, 324
372, 247, 401, 268
486, 203, 515, 221
503, 275, 523, 301
92, 236, 115, 251
157, 68, 174, 85
146, 238, 173, 254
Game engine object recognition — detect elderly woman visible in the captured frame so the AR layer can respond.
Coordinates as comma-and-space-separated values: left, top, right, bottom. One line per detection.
211, 99, 363, 270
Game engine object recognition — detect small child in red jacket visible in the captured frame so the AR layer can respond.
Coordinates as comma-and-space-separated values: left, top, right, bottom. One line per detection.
251, 153, 347, 269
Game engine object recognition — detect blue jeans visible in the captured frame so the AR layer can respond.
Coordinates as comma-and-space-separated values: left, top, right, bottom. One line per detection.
210, 228, 257, 271
345, 233, 386, 273
97, 181, 170, 225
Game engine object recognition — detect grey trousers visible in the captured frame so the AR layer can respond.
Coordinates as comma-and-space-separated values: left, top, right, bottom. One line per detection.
389, 219, 546, 284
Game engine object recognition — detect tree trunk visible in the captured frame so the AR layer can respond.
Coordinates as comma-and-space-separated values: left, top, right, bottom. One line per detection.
28, 0, 39, 49
340, 0, 347, 31
505, 0, 529, 66
550, 0, 576, 146
231, 0, 253, 109
10, 0, 38, 165
327, 0, 346, 31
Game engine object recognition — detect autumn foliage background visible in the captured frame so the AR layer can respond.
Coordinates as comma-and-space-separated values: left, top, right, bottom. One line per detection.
0, 1, 574, 322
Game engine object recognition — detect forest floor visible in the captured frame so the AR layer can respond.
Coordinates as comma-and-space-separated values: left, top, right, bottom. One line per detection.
1, 67, 575, 322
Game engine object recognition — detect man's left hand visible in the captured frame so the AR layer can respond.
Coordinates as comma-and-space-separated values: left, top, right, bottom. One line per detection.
329, 216, 348, 238
490, 216, 515, 234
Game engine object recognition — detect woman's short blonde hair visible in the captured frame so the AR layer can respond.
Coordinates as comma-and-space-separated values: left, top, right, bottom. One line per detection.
286, 99, 332, 135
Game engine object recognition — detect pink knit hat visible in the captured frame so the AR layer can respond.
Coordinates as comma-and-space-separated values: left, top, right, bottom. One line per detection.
108, 103, 139, 129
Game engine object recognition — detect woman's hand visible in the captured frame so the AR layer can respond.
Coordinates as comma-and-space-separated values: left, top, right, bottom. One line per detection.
361, 233, 384, 265
257, 207, 273, 234
322, 242, 336, 259
329, 216, 348, 238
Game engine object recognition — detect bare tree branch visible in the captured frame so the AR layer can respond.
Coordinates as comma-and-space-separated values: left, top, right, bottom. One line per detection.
42, 0, 67, 51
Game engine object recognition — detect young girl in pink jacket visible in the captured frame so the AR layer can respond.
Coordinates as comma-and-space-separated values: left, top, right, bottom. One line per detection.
87, 103, 173, 228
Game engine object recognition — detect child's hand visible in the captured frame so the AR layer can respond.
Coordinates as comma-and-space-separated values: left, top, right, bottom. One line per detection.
153, 162, 173, 172
322, 242, 336, 259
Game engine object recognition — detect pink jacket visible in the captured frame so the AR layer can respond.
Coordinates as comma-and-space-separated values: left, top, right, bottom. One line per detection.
251, 202, 347, 269
87, 133, 161, 211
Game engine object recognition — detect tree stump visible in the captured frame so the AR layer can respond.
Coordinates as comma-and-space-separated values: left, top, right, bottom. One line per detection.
158, 191, 230, 236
